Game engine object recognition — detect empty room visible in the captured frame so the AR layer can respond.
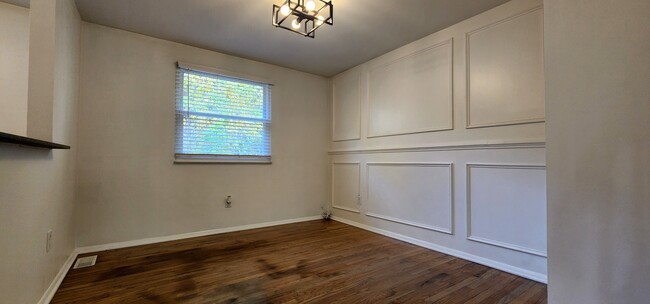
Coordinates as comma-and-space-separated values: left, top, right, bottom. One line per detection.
0, 0, 648, 303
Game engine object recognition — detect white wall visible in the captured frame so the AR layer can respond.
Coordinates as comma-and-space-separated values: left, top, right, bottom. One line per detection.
26, 0, 57, 141
75, 23, 330, 247
330, 0, 547, 281
0, 0, 81, 303
0, 2, 29, 135
545, 0, 650, 303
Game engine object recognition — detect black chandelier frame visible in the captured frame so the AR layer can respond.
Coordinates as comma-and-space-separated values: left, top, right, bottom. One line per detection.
272, 0, 333, 38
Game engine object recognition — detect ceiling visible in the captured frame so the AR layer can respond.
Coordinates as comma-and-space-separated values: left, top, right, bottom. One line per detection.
6, 0, 511, 76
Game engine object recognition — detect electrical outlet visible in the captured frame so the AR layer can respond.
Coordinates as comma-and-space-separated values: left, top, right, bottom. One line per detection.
46, 230, 53, 253
225, 195, 232, 208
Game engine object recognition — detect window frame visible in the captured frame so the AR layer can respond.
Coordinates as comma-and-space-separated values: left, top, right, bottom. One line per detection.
173, 62, 273, 164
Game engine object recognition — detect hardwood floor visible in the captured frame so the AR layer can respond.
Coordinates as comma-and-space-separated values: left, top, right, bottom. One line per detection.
52, 220, 547, 303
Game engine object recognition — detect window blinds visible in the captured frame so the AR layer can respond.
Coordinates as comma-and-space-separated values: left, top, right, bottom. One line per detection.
175, 64, 272, 162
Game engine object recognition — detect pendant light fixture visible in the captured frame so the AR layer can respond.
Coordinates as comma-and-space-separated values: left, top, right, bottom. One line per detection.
272, 0, 333, 38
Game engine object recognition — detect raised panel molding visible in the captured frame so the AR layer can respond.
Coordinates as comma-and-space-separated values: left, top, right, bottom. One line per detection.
366, 162, 454, 234
332, 73, 361, 141
368, 39, 454, 138
331, 162, 361, 213
332, 215, 547, 283
328, 140, 545, 155
466, 6, 545, 128
466, 163, 547, 257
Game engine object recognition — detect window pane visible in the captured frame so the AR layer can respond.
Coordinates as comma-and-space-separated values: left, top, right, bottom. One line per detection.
179, 115, 270, 156
175, 67, 271, 159
181, 73, 265, 119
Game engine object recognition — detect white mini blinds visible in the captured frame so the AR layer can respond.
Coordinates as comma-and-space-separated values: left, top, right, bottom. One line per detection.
174, 63, 272, 163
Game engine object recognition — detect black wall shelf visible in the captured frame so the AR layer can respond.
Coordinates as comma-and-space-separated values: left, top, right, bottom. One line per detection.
0, 131, 70, 149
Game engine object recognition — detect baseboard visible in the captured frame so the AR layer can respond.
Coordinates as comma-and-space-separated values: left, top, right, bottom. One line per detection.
42, 215, 540, 303
76, 215, 322, 254
38, 216, 322, 303
331, 216, 547, 284
38, 250, 78, 304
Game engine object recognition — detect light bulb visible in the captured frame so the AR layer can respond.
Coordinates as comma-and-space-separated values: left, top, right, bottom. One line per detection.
280, 5, 291, 16
316, 15, 325, 26
305, 0, 316, 11
291, 19, 301, 29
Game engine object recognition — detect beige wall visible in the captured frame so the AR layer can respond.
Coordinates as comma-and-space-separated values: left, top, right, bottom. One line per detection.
545, 0, 650, 303
0, 0, 81, 303
0, 2, 29, 135
75, 23, 330, 247
329, 0, 547, 282
26, 0, 56, 141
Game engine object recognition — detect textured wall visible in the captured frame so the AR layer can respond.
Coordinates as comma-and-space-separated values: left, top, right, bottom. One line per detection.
0, 0, 81, 302
75, 23, 330, 246
545, 0, 650, 302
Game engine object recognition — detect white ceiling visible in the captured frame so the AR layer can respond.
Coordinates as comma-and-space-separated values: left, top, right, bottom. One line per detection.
10, 0, 511, 76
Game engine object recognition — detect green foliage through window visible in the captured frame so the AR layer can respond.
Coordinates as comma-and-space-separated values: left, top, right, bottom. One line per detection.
175, 67, 271, 158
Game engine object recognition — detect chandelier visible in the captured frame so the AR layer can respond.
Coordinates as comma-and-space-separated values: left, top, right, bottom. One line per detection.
272, 0, 333, 38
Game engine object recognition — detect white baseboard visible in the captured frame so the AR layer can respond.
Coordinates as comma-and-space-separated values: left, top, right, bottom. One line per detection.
41, 215, 540, 303
38, 250, 78, 304
76, 216, 322, 254
38, 215, 321, 303
331, 216, 547, 283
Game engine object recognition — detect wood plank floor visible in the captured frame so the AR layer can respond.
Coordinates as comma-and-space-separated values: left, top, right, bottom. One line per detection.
52, 220, 547, 303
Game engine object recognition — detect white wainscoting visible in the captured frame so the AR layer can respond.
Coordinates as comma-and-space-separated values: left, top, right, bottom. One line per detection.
328, 0, 547, 281
329, 144, 547, 281
332, 215, 547, 283
466, 163, 547, 256
331, 162, 361, 213
368, 39, 453, 138
466, 6, 544, 128
329, 140, 545, 155
332, 72, 361, 141
366, 163, 454, 234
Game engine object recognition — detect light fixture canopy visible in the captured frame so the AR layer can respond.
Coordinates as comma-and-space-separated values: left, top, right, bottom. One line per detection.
272, 0, 333, 38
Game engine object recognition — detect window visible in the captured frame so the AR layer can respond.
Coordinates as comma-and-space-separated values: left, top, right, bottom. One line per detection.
174, 62, 272, 163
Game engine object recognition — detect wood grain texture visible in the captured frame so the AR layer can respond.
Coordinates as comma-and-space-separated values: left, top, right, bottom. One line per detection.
52, 220, 546, 303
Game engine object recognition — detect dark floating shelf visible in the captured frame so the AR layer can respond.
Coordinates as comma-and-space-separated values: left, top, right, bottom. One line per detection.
0, 131, 70, 149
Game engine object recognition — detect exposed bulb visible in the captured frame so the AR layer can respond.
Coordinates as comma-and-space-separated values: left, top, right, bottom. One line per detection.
305, 0, 316, 11
280, 4, 291, 16
316, 15, 325, 26
291, 19, 301, 29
